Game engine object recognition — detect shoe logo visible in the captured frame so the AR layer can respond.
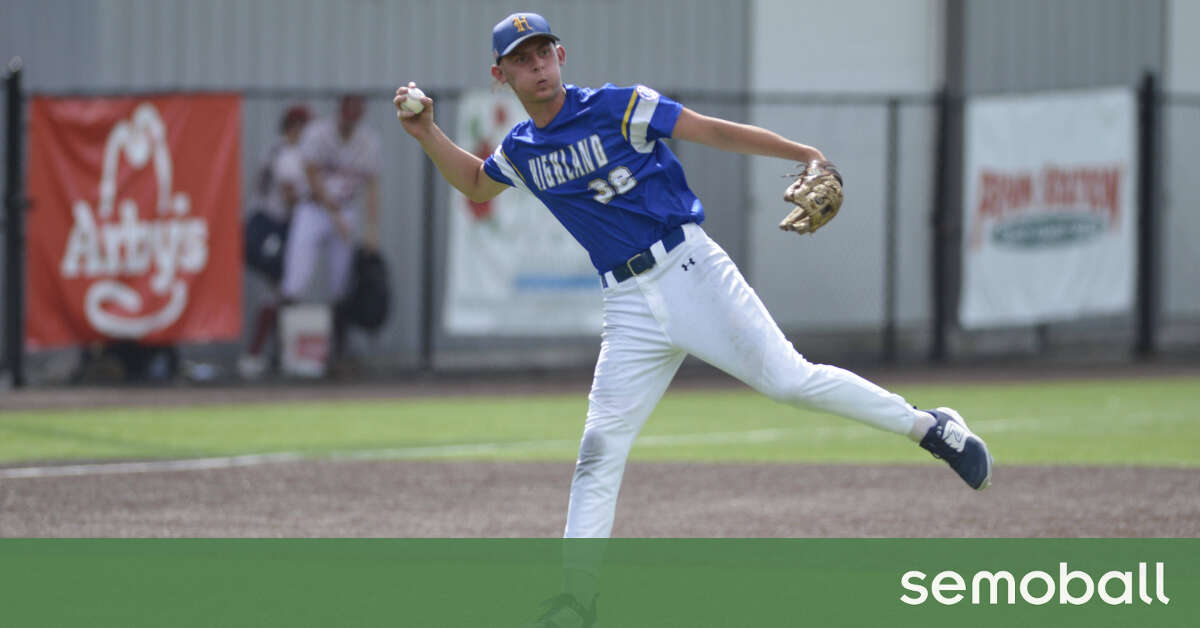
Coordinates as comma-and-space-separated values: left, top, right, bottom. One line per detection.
942, 421, 968, 453
681, 257, 697, 271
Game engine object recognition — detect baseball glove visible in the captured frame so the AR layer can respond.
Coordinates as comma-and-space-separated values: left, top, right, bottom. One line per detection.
779, 160, 844, 235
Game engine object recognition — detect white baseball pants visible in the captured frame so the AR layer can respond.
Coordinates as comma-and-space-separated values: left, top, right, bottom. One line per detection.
280, 201, 360, 301
563, 223, 928, 538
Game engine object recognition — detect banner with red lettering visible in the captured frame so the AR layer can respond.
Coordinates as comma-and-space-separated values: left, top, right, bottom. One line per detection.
961, 88, 1137, 328
25, 94, 243, 348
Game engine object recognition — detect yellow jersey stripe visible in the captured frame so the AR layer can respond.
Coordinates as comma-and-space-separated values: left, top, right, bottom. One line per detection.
620, 91, 638, 142
499, 148, 530, 189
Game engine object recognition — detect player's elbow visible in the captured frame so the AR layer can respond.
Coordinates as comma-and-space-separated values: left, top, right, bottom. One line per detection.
465, 171, 504, 203
463, 184, 500, 204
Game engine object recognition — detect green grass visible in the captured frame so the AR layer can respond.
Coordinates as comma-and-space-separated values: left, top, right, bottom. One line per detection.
1, 375, 1197, 466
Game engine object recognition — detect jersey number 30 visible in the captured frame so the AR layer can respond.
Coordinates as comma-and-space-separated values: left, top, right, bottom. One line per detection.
589, 166, 637, 204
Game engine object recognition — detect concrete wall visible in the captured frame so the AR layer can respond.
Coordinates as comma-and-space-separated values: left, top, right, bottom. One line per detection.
1160, 0, 1200, 347
962, 0, 1162, 94
1166, 0, 1200, 93
751, 0, 943, 94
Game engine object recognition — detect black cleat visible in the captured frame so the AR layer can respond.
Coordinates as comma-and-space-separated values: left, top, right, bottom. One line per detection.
919, 407, 993, 490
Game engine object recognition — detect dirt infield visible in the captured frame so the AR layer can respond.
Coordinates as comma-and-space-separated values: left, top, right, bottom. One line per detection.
3, 362, 1199, 537
2, 460, 1197, 537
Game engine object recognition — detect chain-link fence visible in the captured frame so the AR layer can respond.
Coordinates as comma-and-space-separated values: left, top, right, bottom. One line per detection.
4, 78, 1199, 386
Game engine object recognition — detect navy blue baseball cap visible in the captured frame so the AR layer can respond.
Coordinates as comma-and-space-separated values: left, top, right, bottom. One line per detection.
492, 12, 559, 61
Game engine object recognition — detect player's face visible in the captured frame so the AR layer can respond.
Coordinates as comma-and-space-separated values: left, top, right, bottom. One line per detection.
339, 97, 365, 128
495, 37, 564, 103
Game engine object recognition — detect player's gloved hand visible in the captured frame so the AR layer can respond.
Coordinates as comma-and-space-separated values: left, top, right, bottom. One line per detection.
779, 160, 844, 235
394, 82, 434, 137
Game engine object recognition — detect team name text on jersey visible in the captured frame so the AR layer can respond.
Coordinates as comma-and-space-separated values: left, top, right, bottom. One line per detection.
527, 134, 609, 191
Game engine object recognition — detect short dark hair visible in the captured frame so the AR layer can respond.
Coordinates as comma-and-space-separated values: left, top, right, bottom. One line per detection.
279, 104, 310, 133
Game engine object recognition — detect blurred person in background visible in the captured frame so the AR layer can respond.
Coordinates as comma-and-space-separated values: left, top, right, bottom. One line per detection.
238, 104, 312, 379
280, 94, 382, 375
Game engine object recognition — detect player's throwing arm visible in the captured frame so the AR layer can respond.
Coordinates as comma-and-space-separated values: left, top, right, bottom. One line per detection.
393, 82, 506, 203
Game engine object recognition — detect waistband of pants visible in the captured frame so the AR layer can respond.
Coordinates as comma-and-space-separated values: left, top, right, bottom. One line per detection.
600, 223, 690, 288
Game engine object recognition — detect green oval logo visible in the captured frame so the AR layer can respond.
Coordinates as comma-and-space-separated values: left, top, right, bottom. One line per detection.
991, 212, 1107, 248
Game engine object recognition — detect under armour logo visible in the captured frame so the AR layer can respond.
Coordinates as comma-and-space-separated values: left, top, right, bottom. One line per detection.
681, 257, 697, 271
513, 15, 531, 32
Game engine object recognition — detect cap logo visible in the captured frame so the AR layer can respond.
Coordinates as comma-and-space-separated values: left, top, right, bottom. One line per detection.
513, 15, 531, 32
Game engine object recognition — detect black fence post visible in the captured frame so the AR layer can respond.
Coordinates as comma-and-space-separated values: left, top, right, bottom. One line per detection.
930, 87, 951, 363
4, 58, 26, 388
882, 99, 900, 363
1135, 71, 1158, 358
930, 0, 967, 364
418, 107, 437, 372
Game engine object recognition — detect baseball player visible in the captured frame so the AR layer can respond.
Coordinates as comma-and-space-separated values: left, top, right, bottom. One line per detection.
281, 94, 382, 366
395, 12, 991, 625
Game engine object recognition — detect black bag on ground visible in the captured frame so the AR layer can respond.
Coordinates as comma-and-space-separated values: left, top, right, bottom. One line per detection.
337, 247, 391, 331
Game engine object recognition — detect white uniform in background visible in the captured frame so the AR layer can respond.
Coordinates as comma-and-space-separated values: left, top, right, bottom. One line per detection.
281, 117, 380, 301
265, 144, 309, 222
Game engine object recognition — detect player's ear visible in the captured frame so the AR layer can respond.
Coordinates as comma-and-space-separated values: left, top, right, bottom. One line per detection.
490, 64, 512, 93
556, 44, 565, 66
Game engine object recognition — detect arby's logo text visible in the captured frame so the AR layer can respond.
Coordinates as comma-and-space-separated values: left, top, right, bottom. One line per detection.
57, 103, 209, 339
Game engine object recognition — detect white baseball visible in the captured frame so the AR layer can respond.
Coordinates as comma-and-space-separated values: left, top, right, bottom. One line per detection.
401, 87, 426, 114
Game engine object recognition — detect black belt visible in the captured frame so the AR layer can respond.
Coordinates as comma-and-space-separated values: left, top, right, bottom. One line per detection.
602, 225, 687, 287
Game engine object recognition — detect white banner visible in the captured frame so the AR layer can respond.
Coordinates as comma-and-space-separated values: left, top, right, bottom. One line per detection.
960, 88, 1137, 329
444, 90, 601, 336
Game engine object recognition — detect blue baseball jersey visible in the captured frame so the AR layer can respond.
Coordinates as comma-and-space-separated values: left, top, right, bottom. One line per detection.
482, 84, 704, 273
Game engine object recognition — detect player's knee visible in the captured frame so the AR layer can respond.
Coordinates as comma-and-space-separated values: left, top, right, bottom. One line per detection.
760, 377, 803, 404
576, 424, 630, 470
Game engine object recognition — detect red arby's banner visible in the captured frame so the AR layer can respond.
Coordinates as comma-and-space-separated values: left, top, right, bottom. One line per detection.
25, 94, 243, 348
